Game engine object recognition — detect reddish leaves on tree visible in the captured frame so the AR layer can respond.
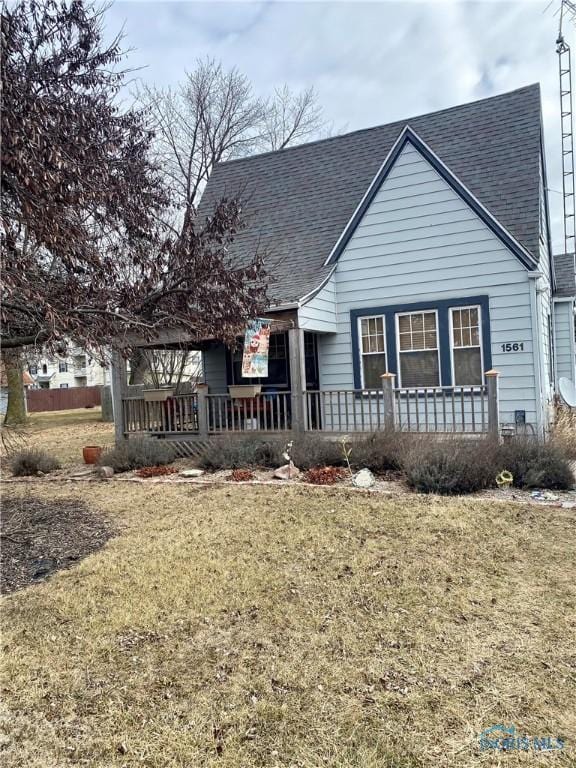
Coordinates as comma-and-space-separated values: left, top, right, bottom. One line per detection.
1, 0, 268, 354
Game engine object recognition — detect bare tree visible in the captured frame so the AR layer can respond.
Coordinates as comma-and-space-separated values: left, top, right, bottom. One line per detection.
138, 59, 326, 213
262, 85, 324, 151
141, 348, 203, 390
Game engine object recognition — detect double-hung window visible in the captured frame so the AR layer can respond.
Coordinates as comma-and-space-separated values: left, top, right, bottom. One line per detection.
450, 306, 482, 386
359, 316, 387, 389
397, 311, 439, 388
58, 361, 68, 373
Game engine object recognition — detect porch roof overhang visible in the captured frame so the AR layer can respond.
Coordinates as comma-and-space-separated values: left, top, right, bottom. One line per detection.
124, 309, 300, 351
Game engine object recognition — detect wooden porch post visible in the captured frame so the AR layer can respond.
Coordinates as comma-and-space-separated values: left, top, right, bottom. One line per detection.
381, 372, 396, 431
110, 349, 128, 444
485, 369, 500, 438
288, 327, 306, 432
196, 383, 209, 436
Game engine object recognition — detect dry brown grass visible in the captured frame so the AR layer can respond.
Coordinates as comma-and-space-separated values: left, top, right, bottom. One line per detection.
2, 408, 115, 466
1, 481, 575, 767
552, 408, 576, 460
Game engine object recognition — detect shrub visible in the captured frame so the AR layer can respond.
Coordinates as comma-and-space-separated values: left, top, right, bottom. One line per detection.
303, 466, 347, 485
403, 438, 498, 495
197, 436, 283, 470
98, 438, 175, 473
349, 430, 419, 473
290, 434, 344, 471
551, 408, 576, 460
10, 449, 61, 476
496, 438, 574, 490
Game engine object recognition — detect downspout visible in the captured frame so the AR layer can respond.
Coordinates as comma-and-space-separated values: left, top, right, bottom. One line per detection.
572, 301, 576, 380
528, 272, 544, 436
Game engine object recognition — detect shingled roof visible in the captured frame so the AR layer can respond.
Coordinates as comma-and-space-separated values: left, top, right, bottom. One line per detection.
199, 84, 543, 305
553, 253, 576, 297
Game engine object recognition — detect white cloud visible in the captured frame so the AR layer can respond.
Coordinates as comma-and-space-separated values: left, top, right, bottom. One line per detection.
106, 0, 573, 251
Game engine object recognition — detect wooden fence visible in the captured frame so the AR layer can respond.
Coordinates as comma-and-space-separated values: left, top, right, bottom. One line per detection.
26, 385, 102, 412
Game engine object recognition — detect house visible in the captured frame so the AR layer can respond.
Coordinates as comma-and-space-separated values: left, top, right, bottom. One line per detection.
553, 252, 576, 388
112, 84, 574, 445
27, 348, 109, 390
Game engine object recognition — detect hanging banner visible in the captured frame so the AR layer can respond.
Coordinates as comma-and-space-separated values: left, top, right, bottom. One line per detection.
241, 318, 272, 378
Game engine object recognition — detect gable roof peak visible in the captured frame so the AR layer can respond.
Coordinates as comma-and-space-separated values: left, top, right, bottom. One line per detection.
200, 84, 544, 304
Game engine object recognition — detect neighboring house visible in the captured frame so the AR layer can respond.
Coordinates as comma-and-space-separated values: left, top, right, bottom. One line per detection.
28, 348, 108, 389
112, 84, 570, 442
553, 252, 576, 387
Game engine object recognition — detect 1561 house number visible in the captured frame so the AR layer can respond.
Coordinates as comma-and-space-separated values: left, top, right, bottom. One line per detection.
500, 342, 524, 352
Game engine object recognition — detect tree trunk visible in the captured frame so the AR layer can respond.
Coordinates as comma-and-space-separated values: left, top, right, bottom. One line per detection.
128, 348, 148, 385
2, 348, 28, 425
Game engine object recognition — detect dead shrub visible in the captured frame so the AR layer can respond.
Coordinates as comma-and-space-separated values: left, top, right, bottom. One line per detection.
10, 449, 61, 477
403, 438, 498, 495
99, 438, 175, 473
290, 434, 344, 471
551, 407, 576, 460
197, 436, 283, 470
349, 430, 420, 473
496, 438, 574, 490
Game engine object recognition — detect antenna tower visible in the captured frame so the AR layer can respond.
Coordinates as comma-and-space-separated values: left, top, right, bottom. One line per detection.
557, 0, 576, 256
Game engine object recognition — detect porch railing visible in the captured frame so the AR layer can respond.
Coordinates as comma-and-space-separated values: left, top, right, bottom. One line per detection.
205, 392, 292, 433
121, 372, 499, 437
305, 386, 489, 433
121, 391, 292, 435
122, 392, 199, 434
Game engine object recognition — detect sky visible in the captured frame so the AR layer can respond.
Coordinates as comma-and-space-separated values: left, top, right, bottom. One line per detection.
104, 0, 575, 253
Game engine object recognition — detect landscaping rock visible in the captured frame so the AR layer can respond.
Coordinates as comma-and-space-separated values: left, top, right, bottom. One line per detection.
273, 462, 301, 480
352, 468, 376, 488
179, 468, 204, 478
97, 466, 115, 479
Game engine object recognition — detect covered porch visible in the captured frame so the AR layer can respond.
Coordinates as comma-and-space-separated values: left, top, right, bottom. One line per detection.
110, 311, 500, 446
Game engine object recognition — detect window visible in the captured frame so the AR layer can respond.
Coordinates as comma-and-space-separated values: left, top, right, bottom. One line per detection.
397, 311, 439, 387
60, 383, 69, 389
58, 361, 68, 372
232, 332, 288, 387
29, 365, 37, 375
42, 363, 48, 375
359, 316, 387, 389
450, 306, 482, 386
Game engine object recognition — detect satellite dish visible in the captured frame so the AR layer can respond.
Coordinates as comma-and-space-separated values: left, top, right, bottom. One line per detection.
559, 377, 576, 407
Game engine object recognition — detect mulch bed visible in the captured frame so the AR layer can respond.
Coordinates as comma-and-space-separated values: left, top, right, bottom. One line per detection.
1, 495, 114, 594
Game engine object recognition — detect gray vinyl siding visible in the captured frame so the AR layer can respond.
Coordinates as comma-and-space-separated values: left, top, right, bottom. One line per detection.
203, 346, 228, 393
316, 142, 539, 428
298, 272, 337, 333
554, 299, 576, 384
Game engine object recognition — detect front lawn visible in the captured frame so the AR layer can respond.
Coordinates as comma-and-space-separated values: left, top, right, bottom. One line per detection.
1, 483, 574, 767
4, 408, 114, 466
